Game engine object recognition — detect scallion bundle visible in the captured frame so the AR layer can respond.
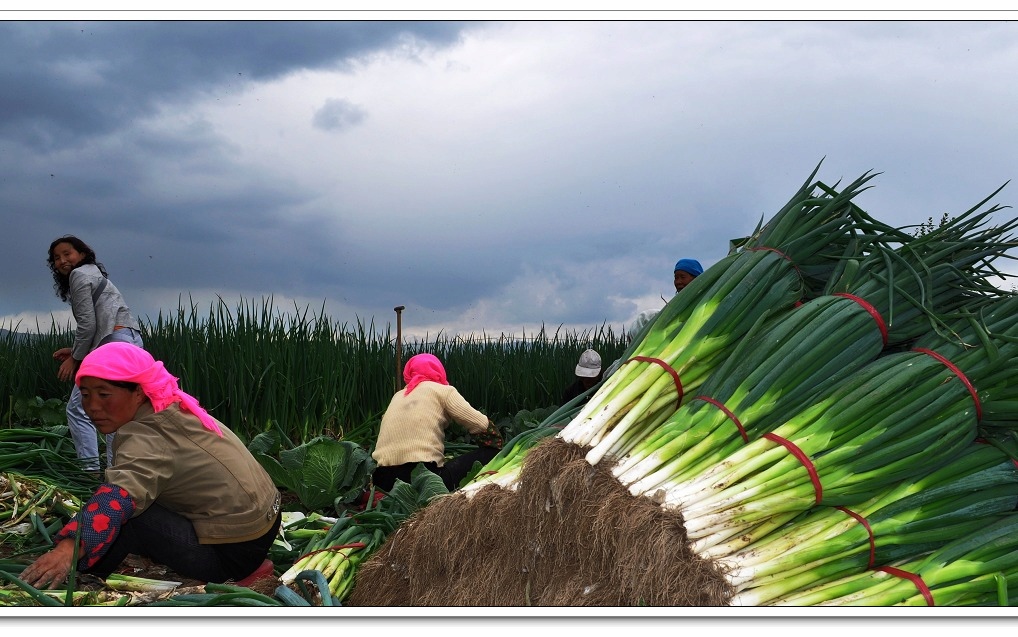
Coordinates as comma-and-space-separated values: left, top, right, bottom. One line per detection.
724, 441, 1018, 605
613, 189, 1018, 495
667, 294, 1018, 551
561, 166, 884, 463
770, 513, 1018, 606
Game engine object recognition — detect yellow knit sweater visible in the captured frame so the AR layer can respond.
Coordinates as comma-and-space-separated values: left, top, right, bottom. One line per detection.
371, 381, 489, 467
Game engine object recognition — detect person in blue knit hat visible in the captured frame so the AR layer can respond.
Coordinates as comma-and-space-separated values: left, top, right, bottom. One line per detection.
673, 258, 704, 293
604, 257, 705, 380
632, 257, 705, 337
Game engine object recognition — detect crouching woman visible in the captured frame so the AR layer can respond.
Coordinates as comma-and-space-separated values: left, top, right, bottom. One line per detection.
20, 342, 281, 589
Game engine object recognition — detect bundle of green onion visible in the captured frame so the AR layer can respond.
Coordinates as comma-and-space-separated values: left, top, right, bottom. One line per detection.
611, 195, 1018, 498
561, 167, 888, 463
612, 294, 889, 498
279, 510, 394, 601
461, 425, 566, 495
770, 513, 1018, 606
666, 293, 1018, 553
724, 441, 1018, 605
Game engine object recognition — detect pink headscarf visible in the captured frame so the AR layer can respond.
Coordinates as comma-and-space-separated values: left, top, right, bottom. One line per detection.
75, 342, 224, 437
403, 353, 449, 395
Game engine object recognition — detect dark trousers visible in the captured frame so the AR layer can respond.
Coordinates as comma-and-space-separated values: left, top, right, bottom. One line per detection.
373, 446, 502, 493
85, 502, 281, 583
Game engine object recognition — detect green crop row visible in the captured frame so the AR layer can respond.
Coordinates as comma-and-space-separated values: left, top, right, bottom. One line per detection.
1, 296, 627, 446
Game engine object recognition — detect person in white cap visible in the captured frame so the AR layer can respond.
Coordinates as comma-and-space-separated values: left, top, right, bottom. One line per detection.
561, 348, 603, 405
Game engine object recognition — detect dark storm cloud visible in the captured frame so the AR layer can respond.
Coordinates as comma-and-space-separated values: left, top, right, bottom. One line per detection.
0, 20, 474, 321
0, 21, 467, 149
4, 20, 1017, 338
7, 127, 332, 303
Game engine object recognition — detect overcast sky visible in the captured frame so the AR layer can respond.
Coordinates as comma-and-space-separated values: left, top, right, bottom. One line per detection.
3, 18, 1017, 340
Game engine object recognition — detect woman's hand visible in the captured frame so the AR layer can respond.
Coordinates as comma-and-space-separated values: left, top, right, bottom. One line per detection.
53, 347, 72, 362
56, 356, 79, 383
19, 539, 76, 589
475, 420, 504, 449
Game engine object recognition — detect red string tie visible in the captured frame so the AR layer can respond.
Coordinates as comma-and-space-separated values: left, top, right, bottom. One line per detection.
974, 438, 1018, 469
874, 566, 935, 606
913, 348, 982, 421
628, 356, 684, 408
763, 433, 823, 504
696, 395, 748, 442
836, 506, 876, 569
833, 292, 888, 346
747, 246, 803, 301
747, 246, 794, 262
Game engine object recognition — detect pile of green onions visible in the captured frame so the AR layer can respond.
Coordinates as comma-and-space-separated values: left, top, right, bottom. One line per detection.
612, 198, 1018, 499
665, 294, 1018, 548
770, 514, 1018, 606
379, 166, 1018, 608
561, 167, 890, 464
724, 441, 1018, 605
279, 510, 394, 602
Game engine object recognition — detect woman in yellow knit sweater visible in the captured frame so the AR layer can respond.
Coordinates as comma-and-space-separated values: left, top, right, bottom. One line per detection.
371, 353, 502, 492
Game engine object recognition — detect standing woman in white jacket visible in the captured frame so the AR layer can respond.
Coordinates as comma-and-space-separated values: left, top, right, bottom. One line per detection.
47, 235, 144, 473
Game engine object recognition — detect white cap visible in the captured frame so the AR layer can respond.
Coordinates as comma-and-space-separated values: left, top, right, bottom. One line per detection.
575, 349, 602, 378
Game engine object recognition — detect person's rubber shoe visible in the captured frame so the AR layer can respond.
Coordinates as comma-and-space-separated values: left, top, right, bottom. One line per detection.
235, 559, 275, 587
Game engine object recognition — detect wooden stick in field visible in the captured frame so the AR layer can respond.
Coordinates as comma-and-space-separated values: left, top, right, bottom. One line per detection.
394, 305, 405, 391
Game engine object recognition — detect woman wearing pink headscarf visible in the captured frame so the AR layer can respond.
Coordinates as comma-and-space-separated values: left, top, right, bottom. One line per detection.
371, 353, 503, 492
20, 342, 281, 590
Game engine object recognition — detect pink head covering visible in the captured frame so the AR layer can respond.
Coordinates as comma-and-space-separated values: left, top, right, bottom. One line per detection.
75, 342, 224, 437
403, 353, 449, 395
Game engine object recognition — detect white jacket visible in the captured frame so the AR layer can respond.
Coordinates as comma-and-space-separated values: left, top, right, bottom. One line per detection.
68, 264, 140, 360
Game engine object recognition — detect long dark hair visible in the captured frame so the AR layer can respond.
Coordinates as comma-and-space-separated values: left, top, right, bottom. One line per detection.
47, 235, 108, 302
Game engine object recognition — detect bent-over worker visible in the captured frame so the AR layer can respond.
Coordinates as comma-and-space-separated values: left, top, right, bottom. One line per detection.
371, 353, 502, 493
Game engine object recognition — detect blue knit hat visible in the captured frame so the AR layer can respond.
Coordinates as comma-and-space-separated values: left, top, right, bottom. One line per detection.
674, 258, 703, 277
